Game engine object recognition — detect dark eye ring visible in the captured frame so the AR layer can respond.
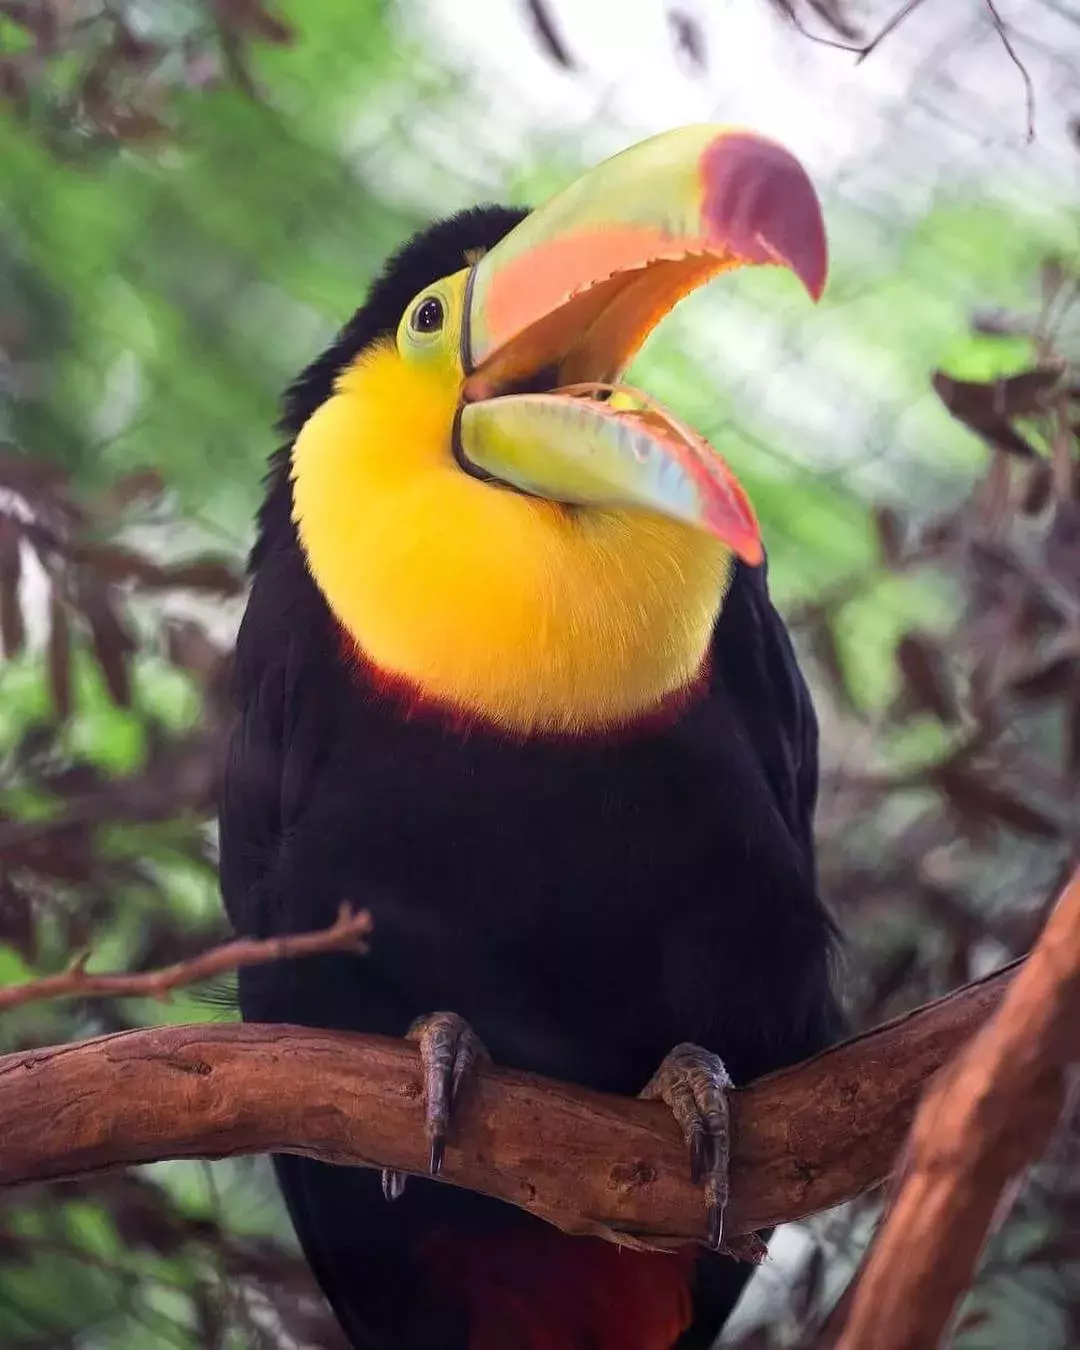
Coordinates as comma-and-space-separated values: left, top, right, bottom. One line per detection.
410, 296, 444, 334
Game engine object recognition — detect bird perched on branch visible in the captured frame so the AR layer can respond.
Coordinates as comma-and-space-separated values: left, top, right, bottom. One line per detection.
221, 124, 844, 1350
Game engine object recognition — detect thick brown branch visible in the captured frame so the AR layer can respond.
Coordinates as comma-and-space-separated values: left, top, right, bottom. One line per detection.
0, 905, 372, 1013
837, 868, 1080, 1350
0, 959, 1018, 1246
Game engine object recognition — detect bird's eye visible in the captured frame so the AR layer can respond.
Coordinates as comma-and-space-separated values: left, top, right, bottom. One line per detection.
410, 297, 444, 334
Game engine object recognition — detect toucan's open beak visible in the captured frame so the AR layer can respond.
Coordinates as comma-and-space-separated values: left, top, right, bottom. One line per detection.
455, 124, 828, 565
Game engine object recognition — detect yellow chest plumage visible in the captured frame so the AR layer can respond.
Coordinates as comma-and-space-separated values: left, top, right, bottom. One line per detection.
290, 342, 732, 736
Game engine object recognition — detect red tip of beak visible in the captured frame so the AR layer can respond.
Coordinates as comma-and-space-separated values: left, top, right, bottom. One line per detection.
700, 133, 828, 301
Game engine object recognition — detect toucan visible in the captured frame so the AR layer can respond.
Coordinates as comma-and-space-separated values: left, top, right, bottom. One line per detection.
221, 124, 844, 1350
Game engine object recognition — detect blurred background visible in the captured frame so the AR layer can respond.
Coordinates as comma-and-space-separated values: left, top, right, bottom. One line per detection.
0, 0, 1078, 1346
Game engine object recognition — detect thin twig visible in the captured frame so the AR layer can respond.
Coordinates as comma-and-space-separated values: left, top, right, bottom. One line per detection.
984, 0, 1036, 142
773, 0, 929, 60
854, 0, 928, 64
780, 0, 1037, 139
0, 904, 372, 1013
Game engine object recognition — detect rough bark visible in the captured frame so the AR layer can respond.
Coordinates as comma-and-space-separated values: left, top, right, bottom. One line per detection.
0, 959, 1018, 1246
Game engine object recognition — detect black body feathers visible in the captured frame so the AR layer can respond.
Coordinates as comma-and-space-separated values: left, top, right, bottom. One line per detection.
221, 207, 844, 1349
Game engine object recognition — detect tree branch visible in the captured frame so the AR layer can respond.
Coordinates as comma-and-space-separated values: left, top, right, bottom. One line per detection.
0, 958, 1019, 1248
0, 905, 372, 1013
836, 867, 1080, 1350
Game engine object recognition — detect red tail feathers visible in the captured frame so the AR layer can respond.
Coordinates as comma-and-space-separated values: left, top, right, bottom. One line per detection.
420, 1226, 697, 1350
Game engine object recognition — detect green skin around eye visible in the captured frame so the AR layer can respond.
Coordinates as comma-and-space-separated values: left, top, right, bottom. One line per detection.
396, 272, 470, 372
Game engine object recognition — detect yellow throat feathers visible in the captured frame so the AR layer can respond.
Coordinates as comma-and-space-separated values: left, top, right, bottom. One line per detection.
290, 340, 733, 736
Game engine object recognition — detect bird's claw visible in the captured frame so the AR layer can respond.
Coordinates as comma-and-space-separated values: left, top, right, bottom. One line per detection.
382, 1010, 489, 1202
381, 1167, 407, 1202
641, 1042, 734, 1253
410, 1010, 489, 1177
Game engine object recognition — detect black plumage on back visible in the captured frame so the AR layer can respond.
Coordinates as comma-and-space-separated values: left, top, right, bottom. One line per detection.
221, 206, 844, 1350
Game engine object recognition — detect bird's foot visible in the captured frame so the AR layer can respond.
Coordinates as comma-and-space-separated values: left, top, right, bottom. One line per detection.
381, 1011, 490, 1203
641, 1043, 766, 1262
408, 1010, 490, 1177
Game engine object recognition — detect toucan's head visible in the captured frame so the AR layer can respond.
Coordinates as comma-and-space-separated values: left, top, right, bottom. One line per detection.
284, 125, 827, 736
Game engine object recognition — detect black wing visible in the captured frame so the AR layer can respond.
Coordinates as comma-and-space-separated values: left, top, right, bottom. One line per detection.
710, 557, 820, 881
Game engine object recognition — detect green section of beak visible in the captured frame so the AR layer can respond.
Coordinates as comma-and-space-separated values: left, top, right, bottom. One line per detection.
457, 388, 763, 564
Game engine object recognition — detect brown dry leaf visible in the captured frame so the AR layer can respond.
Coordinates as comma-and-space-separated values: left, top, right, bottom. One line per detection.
803, 604, 856, 715
0, 515, 26, 659
895, 632, 960, 724
1009, 654, 1076, 703
72, 543, 243, 596
954, 1308, 993, 1335
79, 579, 135, 707
214, 0, 295, 44
968, 415, 1039, 460
0, 445, 69, 499
163, 558, 245, 595
920, 511, 962, 552
110, 1175, 192, 1256
78, 48, 114, 120
47, 592, 72, 721
990, 366, 1067, 415
165, 620, 224, 681
1020, 461, 1053, 515
967, 657, 1000, 727
0, 58, 28, 107
1045, 500, 1080, 586
932, 764, 1060, 841
872, 504, 906, 567
71, 543, 164, 586
107, 108, 169, 144
1011, 586, 1059, 650
110, 30, 162, 68
0, 826, 94, 884
40, 763, 104, 799
932, 367, 1065, 459
101, 469, 167, 515
0, 870, 36, 961
1019, 1232, 1080, 1268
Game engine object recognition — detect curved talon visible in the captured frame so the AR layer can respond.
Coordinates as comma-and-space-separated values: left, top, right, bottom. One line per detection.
641, 1042, 733, 1254
381, 1167, 407, 1202
707, 1183, 725, 1252
690, 1127, 707, 1185
407, 1010, 489, 1178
